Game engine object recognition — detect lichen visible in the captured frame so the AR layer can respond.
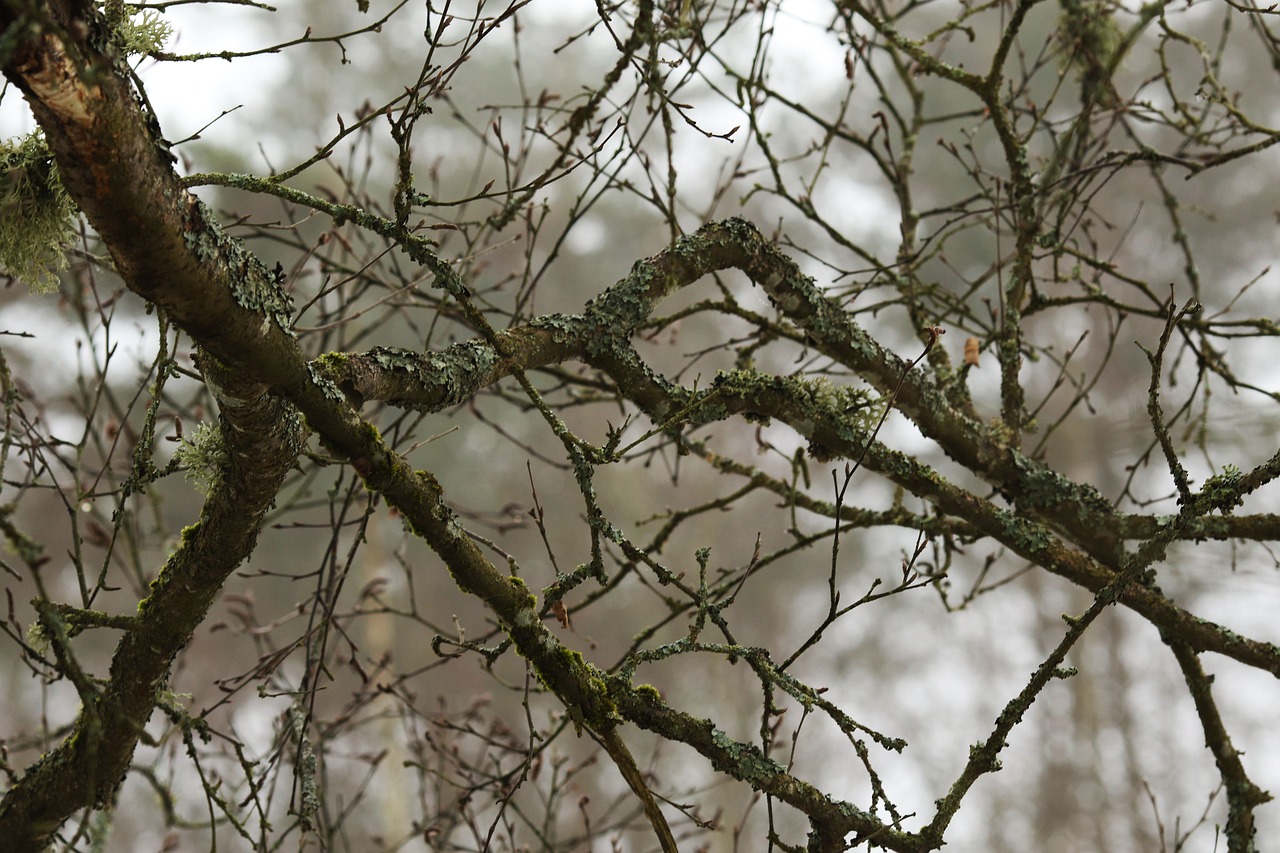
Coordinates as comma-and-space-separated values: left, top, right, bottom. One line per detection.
993, 505, 1053, 553
306, 360, 347, 402
174, 422, 227, 496
1198, 464, 1244, 515
0, 132, 78, 294
1012, 453, 1112, 515
113, 9, 174, 56
706, 369, 879, 454
182, 197, 295, 331
1058, 0, 1122, 106
710, 727, 785, 782
24, 619, 50, 653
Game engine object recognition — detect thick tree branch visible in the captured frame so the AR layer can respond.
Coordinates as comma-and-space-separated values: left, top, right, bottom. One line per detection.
0, 356, 302, 850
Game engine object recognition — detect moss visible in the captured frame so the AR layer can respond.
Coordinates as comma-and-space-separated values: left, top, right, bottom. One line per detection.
133, 523, 197, 621
506, 575, 538, 612
310, 351, 352, 375
527, 640, 619, 733
633, 683, 662, 701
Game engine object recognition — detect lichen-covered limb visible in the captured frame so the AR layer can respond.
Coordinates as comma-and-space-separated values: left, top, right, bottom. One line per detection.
1168, 639, 1272, 850
610, 678, 917, 851
0, 15, 313, 847
0, 13, 313, 843
677, 221, 1115, 561
308, 320, 583, 412
0, 358, 303, 850
314, 218, 1280, 555
317, 312, 1280, 550
657, 368, 1280, 676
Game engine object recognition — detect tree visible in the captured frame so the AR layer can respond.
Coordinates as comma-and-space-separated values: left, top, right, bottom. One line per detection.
2, 0, 1279, 850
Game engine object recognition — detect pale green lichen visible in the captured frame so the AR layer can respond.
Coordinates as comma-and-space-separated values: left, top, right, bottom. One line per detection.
0, 132, 78, 294
174, 421, 227, 496
710, 727, 785, 782
1198, 464, 1244, 515
182, 197, 295, 330
705, 369, 880, 458
24, 619, 50, 654
155, 689, 193, 712
993, 505, 1053, 552
114, 8, 174, 56
1012, 452, 1111, 515
306, 360, 347, 402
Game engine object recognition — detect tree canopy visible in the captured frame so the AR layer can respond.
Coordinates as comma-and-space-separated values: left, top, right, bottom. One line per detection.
2, 1, 1280, 851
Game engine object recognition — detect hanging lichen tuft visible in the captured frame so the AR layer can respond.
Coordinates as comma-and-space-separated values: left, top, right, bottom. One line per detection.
1058, 0, 1122, 108
0, 132, 78, 294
